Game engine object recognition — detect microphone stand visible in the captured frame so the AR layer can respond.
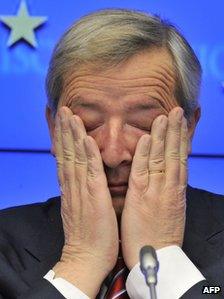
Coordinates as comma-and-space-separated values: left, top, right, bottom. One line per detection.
149, 282, 157, 299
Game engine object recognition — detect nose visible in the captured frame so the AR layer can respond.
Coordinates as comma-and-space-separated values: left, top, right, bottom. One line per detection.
97, 122, 132, 169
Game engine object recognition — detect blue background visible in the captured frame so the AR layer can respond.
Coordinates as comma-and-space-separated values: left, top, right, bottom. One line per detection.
0, 0, 223, 209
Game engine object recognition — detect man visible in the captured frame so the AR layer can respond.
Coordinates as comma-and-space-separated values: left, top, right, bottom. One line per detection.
0, 8, 224, 299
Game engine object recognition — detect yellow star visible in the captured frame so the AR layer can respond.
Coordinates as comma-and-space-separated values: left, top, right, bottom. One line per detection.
0, 0, 47, 48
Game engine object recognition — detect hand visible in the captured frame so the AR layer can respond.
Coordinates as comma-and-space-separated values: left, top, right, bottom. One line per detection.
121, 107, 188, 269
53, 107, 119, 297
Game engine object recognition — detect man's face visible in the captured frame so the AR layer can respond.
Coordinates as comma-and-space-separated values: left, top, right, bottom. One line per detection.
50, 48, 189, 216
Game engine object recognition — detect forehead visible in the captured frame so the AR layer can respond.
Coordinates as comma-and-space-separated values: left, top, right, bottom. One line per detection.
61, 47, 177, 109
102, 48, 175, 79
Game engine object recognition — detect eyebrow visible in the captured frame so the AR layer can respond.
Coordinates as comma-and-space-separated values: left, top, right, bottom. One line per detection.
126, 101, 160, 112
70, 97, 103, 111
70, 96, 160, 112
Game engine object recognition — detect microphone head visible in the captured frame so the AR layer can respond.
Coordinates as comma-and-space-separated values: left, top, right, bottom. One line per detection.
139, 245, 159, 285
140, 245, 158, 269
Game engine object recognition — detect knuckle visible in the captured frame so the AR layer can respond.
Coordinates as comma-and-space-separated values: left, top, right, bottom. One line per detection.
180, 157, 188, 166
87, 166, 101, 179
56, 158, 63, 167
138, 152, 148, 159
133, 168, 148, 177
75, 158, 86, 166
153, 135, 164, 143
149, 157, 165, 168
167, 150, 179, 160
63, 149, 74, 161
87, 155, 96, 163
168, 124, 180, 134
61, 125, 70, 134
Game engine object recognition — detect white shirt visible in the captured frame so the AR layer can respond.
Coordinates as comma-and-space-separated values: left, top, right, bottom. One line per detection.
44, 245, 204, 299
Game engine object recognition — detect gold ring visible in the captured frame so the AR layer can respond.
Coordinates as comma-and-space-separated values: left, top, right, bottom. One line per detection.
148, 170, 165, 174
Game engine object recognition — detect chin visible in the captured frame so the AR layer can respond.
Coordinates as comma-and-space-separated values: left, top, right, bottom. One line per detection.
112, 195, 125, 218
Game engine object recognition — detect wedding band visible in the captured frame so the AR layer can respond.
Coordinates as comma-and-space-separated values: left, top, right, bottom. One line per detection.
148, 170, 165, 174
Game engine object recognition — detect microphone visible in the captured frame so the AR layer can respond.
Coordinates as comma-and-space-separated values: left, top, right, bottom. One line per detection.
140, 245, 159, 299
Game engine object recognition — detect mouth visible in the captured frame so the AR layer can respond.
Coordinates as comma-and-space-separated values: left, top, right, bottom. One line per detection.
108, 183, 128, 196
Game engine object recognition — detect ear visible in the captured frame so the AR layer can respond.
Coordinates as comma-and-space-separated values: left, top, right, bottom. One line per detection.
187, 107, 201, 154
45, 106, 56, 156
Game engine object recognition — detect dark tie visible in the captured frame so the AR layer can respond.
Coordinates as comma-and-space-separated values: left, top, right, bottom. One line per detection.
104, 256, 130, 299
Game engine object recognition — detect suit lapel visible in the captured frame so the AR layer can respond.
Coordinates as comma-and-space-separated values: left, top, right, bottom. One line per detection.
21, 197, 64, 285
183, 186, 224, 287
17, 190, 224, 288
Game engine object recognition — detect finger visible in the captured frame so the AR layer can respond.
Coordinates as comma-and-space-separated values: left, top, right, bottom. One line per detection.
58, 107, 75, 213
180, 117, 189, 186
70, 115, 87, 186
59, 107, 75, 185
165, 107, 183, 186
54, 112, 64, 186
84, 136, 112, 206
128, 134, 151, 194
148, 115, 168, 192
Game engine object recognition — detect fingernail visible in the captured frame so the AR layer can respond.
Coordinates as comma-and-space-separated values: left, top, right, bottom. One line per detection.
59, 110, 65, 121
182, 117, 188, 129
59, 107, 69, 121
159, 115, 167, 125
176, 108, 184, 120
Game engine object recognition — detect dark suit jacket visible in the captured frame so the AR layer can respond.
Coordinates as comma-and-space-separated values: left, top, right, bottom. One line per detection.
0, 186, 223, 298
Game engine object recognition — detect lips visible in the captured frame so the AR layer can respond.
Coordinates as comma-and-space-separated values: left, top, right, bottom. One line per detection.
108, 182, 128, 196
108, 182, 128, 187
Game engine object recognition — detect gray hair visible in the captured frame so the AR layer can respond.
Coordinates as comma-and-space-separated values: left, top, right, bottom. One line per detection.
46, 8, 202, 119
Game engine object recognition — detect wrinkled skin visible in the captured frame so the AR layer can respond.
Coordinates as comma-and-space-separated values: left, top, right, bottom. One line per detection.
46, 48, 200, 297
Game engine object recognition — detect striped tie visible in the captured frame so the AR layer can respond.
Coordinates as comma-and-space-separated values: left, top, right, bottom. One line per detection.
105, 256, 130, 299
